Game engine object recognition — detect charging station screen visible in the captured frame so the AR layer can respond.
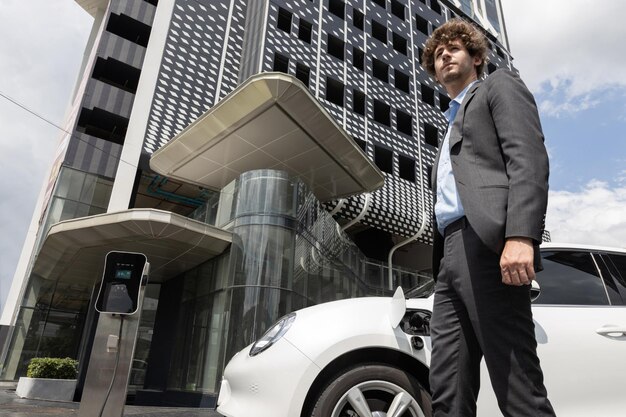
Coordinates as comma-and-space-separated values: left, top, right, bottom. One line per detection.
114, 268, 133, 280
95, 252, 147, 315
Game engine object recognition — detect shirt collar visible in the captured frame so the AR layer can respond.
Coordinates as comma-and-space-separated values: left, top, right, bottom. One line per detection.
444, 80, 478, 121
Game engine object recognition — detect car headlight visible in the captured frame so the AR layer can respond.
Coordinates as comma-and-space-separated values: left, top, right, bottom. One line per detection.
249, 313, 296, 356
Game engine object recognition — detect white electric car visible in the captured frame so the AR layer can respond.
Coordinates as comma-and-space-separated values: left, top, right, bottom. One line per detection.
217, 244, 626, 417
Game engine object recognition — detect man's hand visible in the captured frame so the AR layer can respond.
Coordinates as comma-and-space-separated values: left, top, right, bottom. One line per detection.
500, 237, 535, 286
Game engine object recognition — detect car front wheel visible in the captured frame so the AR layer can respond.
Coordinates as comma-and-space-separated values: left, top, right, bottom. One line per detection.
310, 364, 431, 417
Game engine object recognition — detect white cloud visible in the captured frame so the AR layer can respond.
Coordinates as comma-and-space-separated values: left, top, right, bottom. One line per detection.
547, 181, 626, 248
538, 95, 600, 118
501, 0, 626, 113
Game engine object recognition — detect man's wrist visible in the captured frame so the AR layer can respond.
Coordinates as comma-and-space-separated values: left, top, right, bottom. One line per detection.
505, 236, 533, 246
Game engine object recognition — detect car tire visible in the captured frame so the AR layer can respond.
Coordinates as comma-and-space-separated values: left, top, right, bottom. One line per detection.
310, 364, 431, 417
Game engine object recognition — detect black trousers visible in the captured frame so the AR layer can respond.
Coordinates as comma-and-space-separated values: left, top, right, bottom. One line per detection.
429, 220, 555, 417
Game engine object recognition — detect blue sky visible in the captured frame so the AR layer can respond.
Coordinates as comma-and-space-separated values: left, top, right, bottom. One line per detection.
502, 0, 626, 247
538, 80, 626, 191
0, 0, 625, 313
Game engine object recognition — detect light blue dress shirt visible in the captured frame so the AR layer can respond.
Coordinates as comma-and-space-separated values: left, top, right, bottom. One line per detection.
435, 81, 476, 235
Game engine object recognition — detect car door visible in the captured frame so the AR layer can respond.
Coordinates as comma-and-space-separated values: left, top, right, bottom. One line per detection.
478, 249, 626, 416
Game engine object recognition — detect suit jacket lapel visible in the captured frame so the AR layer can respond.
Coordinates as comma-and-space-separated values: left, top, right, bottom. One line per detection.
449, 80, 481, 150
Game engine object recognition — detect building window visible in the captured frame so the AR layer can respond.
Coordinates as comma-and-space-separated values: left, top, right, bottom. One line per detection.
421, 84, 435, 106
439, 93, 450, 112
398, 154, 416, 182
106, 13, 151, 47
392, 32, 407, 55
277, 7, 292, 33
459, 0, 473, 17
394, 69, 410, 93
77, 107, 129, 144
354, 137, 367, 152
418, 47, 424, 63
373, 99, 391, 126
372, 0, 386, 9
326, 77, 344, 106
329, 0, 345, 19
327, 34, 345, 61
396, 109, 413, 136
496, 46, 505, 59
372, 58, 389, 83
488, 62, 497, 74
298, 19, 312, 43
431, 0, 442, 14
353, 8, 364, 30
371, 20, 387, 44
353, 89, 365, 115
391, 0, 405, 20
424, 123, 439, 147
92, 57, 141, 94
296, 63, 310, 87
415, 14, 428, 35
375, 145, 393, 174
353, 46, 365, 70
273, 53, 289, 73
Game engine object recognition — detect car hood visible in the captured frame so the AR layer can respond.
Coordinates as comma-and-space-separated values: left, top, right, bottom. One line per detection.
281, 289, 433, 368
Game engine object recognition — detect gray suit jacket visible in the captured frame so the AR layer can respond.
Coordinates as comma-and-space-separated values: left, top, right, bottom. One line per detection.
431, 69, 548, 277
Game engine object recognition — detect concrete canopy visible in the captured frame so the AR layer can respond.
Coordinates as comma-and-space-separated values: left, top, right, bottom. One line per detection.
74, 0, 108, 17
32, 209, 231, 286
150, 72, 384, 202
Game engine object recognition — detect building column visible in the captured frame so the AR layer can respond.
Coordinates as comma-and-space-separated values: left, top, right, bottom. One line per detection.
221, 169, 298, 363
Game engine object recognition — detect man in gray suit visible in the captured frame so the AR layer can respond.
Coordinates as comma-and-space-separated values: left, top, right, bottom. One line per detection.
421, 19, 556, 416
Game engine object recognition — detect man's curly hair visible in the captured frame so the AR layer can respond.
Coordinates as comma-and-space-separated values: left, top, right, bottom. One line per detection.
421, 18, 489, 78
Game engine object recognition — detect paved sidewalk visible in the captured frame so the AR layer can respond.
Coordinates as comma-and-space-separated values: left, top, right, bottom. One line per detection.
0, 387, 222, 417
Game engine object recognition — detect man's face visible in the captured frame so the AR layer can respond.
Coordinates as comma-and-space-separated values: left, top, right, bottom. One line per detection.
434, 39, 481, 88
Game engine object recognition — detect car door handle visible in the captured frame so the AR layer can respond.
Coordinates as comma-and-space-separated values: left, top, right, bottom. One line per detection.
596, 326, 626, 337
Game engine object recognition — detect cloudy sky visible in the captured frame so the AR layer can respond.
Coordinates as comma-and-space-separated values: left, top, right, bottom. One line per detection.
502, 0, 626, 248
1, 0, 625, 312
0, 2, 92, 314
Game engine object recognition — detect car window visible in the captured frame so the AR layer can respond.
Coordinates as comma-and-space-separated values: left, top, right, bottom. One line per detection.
592, 253, 624, 304
602, 254, 626, 303
535, 251, 609, 305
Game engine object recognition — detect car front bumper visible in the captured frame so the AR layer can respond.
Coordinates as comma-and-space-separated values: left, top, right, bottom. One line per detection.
217, 337, 321, 417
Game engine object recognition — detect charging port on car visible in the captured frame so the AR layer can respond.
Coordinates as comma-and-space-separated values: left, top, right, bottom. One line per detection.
400, 309, 431, 336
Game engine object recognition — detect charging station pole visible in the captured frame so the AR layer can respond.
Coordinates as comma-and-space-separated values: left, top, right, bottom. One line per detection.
79, 252, 149, 417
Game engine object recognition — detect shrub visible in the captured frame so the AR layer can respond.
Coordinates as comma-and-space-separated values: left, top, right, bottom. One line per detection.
26, 357, 78, 380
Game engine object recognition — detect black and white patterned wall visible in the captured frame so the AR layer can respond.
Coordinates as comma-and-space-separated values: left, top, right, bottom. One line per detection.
261, 0, 512, 245
143, 0, 246, 155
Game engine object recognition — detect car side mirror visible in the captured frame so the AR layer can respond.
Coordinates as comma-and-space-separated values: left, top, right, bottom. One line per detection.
530, 280, 541, 302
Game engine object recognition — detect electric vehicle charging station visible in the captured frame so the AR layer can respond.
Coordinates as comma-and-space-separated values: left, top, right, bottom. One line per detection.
79, 251, 149, 417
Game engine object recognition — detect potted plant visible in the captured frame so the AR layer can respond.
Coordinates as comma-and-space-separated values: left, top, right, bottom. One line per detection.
16, 357, 78, 401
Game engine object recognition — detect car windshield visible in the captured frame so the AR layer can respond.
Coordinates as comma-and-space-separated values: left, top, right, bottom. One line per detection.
405, 279, 435, 299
